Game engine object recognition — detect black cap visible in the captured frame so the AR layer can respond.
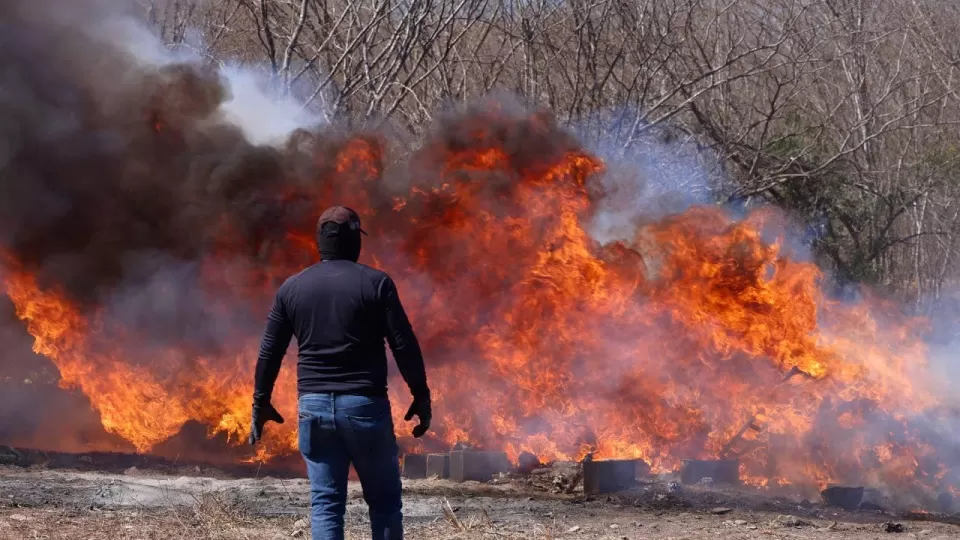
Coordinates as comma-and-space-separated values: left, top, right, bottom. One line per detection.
317, 206, 367, 236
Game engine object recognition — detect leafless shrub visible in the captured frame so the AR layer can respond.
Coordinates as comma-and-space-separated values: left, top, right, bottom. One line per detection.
135, 0, 960, 313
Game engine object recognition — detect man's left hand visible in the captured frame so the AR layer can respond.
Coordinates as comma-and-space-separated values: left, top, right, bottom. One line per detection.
404, 394, 431, 438
249, 401, 285, 445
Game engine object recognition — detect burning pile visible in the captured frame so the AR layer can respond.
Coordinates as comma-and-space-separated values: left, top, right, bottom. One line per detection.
1, 0, 958, 510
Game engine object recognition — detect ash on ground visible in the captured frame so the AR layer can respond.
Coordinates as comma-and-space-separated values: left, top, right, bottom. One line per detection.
2, 450, 960, 539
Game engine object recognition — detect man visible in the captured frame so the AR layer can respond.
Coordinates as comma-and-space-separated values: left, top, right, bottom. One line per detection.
248, 206, 431, 540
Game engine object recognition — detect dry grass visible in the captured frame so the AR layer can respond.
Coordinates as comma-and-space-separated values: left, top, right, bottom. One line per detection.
0, 494, 293, 540
0, 495, 554, 540
4, 491, 960, 540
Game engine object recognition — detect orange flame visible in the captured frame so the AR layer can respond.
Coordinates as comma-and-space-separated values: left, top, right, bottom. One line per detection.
1, 111, 954, 502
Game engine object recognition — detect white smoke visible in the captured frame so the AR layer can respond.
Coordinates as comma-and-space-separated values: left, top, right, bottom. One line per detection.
218, 67, 321, 146
87, 14, 194, 67
86, 10, 319, 148
579, 118, 717, 246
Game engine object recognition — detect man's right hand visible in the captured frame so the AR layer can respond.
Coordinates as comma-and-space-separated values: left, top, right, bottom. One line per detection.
404, 394, 431, 438
249, 401, 285, 445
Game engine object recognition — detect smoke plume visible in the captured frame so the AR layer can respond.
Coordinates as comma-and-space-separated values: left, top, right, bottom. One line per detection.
1, 0, 957, 512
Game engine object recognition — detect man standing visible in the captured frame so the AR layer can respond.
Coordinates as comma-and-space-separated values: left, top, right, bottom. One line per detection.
248, 206, 431, 540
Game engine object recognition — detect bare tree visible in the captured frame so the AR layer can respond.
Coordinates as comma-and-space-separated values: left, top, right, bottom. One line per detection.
138, 0, 960, 310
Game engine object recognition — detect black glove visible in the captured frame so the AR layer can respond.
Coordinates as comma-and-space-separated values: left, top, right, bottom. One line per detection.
248, 401, 285, 445
404, 393, 431, 438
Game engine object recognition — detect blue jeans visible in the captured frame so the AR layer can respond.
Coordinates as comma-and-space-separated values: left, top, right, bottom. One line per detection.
297, 393, 403, 540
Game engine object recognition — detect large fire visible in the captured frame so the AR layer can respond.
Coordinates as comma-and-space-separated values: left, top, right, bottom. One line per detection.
1, 107, 956, 505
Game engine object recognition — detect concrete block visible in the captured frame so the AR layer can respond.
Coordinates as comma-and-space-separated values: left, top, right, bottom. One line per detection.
402, 454, 427, 479
680, 459, 739, 485
449, 450, 510, 482
583, 459, 639, 494
821, 485, 864, 510
426, 453, 450, 478
635, 460, 652, 479
517, 452, 543, 474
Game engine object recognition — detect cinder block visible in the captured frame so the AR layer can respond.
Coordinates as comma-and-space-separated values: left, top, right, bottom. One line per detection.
635, 460, 652, 479
680, 459, 739, 485
583, 459, 639, 494
821, 485, 864, 510
449, 450, 510, 482
517, 452, 542, 474
426, 453, 450, 478
402, 454, 427, 479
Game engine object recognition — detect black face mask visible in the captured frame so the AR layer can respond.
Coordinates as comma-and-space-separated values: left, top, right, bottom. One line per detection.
317, 222, 362, 262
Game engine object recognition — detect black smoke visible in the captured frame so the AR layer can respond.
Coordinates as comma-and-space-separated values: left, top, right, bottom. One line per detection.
0, 0, 373, 380
0, 0, 593, 455
0, 0, 344, 447
1, 1, 301, 305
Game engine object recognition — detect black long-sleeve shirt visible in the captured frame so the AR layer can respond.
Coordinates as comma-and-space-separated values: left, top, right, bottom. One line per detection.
252, 259, 429, 403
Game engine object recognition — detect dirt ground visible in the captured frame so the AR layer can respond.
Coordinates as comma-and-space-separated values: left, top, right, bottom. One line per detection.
1, 464, 959, 540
